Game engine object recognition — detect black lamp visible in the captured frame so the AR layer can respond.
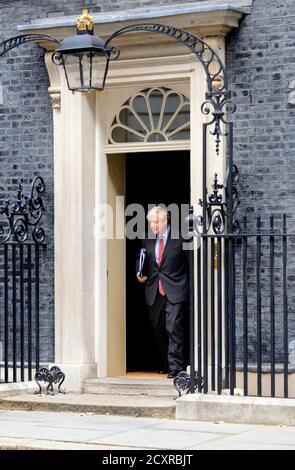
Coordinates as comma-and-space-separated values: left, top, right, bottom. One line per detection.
54, 9, 116, 92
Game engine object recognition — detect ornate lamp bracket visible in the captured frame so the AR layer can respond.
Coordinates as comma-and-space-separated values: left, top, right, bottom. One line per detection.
0, 34, 61, 57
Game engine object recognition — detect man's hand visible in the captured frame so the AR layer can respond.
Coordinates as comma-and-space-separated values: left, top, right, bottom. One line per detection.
137, 273, 147, 283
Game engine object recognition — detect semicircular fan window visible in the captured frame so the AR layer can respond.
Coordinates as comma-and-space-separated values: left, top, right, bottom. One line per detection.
109, 87, 190, 144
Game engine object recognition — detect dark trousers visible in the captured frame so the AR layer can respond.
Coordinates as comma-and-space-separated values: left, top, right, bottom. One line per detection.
147, 292, 185, 372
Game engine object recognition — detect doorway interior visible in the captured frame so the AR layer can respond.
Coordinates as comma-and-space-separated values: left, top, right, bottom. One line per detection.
125, 150, 190, 372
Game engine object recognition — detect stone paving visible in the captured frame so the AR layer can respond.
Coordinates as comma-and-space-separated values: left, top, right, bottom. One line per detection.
0, 410, 295, 450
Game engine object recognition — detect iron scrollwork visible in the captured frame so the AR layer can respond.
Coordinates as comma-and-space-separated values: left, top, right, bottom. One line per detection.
224, 164, 240, 233
173, 371, 204, 399
35, 366, 65, 396
0, 176, 46, 243
197, 166, 240, 235
201, 95, 236, 156
106, 23, 228, 96
0, 34, 61, 57
199, 173, 226, 235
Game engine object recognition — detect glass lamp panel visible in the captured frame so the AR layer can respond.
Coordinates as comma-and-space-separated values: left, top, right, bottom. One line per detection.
91, 53, 109, 90
63, 52, 91, 91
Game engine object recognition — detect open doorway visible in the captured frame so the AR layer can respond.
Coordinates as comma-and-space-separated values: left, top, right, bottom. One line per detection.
126, 151, 190, 372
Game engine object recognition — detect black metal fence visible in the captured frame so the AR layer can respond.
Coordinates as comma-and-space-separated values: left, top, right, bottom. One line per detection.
195, 214, 295, 399
0, 177, 46, 384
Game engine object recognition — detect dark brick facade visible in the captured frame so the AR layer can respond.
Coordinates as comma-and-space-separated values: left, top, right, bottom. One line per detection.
227, 0, 295, 220
0, 0, 294, 365
226, 0, 295, 362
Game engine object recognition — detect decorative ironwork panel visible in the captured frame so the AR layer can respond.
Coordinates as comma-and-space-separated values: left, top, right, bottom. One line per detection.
106, 23, 228, 96
0, 177, 47, 385
0, 176, 46, 244
196, 166, 240, 235
173, 371, 204, 398
35, 366, 65, 396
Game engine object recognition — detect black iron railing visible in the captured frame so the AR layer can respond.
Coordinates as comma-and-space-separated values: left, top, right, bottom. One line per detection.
194, 214, 295, 399
0, 177, 46, 383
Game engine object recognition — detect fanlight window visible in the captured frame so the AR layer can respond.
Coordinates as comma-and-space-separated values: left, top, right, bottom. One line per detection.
109, 87, 190, 144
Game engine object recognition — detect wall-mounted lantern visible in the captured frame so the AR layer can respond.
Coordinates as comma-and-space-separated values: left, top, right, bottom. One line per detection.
53, 9, 116, 92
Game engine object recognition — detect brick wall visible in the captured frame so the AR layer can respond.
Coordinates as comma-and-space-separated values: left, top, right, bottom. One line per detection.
227, 0, 295, 221
227, 0, 295, 363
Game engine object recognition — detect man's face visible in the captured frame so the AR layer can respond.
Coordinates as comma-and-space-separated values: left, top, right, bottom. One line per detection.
149, 214, 168, 236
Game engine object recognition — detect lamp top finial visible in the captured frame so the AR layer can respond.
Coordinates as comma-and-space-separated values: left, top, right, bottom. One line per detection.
76, 9, 94, 32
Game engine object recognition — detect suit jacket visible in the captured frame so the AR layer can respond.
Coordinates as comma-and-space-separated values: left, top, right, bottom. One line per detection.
137, 229, 189, 306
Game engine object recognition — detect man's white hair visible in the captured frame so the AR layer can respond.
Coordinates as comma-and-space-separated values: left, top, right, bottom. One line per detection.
147, 206, 168, 222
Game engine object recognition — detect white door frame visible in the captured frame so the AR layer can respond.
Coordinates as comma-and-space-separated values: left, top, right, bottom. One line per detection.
45, 44, 226, 388
94, 54, 208, 377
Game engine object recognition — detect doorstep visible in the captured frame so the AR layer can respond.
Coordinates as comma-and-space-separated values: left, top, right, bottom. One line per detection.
83, 376, 177, 397
0, 392, 176, 419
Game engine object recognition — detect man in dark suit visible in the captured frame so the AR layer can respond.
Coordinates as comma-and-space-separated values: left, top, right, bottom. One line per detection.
137, 206, 189, 378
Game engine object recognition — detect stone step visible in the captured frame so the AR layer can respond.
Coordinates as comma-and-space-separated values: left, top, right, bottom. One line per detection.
83, 377, 178, 398
0, 393, 176, 419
